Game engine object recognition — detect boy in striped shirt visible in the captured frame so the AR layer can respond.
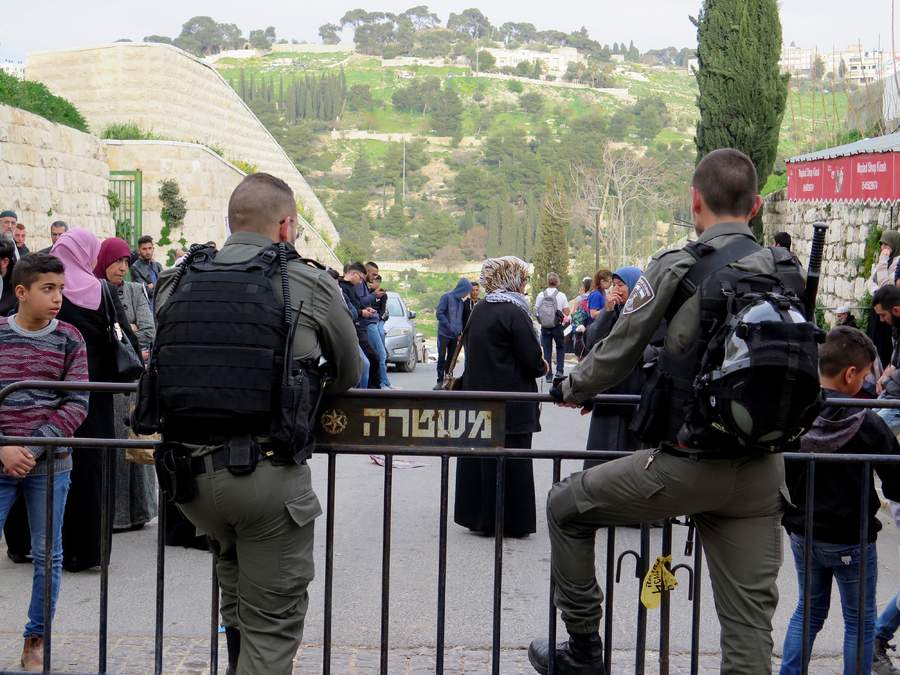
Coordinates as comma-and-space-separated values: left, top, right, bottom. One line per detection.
0, 253, 88, 672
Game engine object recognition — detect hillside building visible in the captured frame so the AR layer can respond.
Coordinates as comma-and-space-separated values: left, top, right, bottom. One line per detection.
779, 44, 900, 83
482, 46, 584, 78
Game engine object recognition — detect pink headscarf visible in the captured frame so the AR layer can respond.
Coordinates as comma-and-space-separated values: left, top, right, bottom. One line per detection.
93, 237, 132, 281
51, 229, 102, 310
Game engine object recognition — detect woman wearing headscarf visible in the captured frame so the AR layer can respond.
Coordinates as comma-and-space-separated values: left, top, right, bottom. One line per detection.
453, 256, 547, 538
869, 230, 900, 368
52, 229, 140, 572
94, 237, 157, 532
581, 267, 650, 470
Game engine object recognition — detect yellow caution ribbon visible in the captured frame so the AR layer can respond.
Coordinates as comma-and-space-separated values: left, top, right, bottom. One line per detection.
640, 555, 678, 609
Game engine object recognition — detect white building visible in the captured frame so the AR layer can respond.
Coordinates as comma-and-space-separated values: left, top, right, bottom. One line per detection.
779, 44, 900, 83
0, 61, 24, 79
483, 46, 584, 78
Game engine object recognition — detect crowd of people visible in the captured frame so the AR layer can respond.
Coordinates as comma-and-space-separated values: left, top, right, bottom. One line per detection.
6, 148, 900, 675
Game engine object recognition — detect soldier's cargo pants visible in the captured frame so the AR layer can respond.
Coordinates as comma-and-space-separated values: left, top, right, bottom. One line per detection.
549, 449, 786, 675
179, 460, 322, 675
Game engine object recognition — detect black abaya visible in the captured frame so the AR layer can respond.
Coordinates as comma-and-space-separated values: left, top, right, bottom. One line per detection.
454, 434, 536, 537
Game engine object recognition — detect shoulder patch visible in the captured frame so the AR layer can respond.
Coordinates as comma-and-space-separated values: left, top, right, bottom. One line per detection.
622, 276, 655, 315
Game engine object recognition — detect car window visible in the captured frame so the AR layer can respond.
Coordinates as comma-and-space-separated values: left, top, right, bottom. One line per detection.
386, 296, 405, 317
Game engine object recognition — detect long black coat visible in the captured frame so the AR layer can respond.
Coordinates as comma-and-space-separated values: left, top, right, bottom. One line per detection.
583, 305, 649, 469
454, 300, 545, 537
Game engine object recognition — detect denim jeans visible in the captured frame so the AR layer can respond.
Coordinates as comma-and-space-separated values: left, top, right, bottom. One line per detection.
541, 325, 565, 378
877, 405, 900, 436
367, 323, 390, 388
357, 344, 370, 389
0, 468, 71, 637
877, 592, 900, 641
780, 534, 877, 675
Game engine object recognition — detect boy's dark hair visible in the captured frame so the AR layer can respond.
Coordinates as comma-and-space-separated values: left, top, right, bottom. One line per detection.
365, 261, 379, 270
11, 253, 65, 289
692, 148, 758, 217
471, 281, 480, 288
773, 231, 792, 250
346, 261, 366, 275
874, 284, 900, 311
819, 326, 877, 377
0, 237, 14, 263
137, 235, 153, 247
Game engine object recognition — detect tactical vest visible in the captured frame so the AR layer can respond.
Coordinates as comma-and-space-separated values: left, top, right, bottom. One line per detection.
630, 237, 812, 452
153, 244, 293, 444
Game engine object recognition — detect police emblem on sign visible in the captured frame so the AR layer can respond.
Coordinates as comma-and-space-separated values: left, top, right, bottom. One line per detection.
623, 276, 655, 315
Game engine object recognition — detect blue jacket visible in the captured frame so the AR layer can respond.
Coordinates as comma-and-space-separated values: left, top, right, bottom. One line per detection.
354, 282, 378, 326
436, 278, 473, 338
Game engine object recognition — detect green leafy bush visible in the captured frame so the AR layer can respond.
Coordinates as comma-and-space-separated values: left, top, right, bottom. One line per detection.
230, 159, 258, 174
0, 71, 88, 132
861, 226, 883, 279
102, 123, 150, 140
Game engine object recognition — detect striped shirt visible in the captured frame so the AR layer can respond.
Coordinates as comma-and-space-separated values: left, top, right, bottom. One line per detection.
0, 315, 89, 475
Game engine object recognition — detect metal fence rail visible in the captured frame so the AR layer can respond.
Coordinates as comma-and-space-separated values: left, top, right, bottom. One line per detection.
1, 381, 899, 675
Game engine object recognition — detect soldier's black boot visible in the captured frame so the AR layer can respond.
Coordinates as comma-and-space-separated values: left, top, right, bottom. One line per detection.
528, 632, 605, 674
224, 627, 240, 675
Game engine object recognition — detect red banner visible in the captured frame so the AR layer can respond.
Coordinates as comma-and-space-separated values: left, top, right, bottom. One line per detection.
789, 152, 899, 202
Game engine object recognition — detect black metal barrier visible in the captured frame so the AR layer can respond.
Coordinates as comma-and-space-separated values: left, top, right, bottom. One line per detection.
0, 380, 899, 675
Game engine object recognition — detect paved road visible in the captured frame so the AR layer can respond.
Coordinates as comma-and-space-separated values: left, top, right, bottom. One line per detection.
1, 362, 899, 673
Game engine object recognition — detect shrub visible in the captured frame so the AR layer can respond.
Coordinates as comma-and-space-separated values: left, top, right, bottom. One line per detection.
230, 159, 258, 174
506, 79, 524, 93
101, 123, 160, 140
0, 71, 88, 132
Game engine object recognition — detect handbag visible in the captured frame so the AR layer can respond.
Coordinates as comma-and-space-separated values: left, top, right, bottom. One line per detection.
441, 303, 479, 391
101, 281, 145, 382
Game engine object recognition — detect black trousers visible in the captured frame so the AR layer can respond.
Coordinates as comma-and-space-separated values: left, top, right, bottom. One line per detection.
436, 334, 459, 383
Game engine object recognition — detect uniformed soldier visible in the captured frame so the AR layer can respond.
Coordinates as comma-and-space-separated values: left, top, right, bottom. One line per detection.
528, 149, 800, 675
152, 173, 361, 675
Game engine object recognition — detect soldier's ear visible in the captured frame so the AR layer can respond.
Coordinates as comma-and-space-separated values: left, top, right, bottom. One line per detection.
748, 195, 763, 220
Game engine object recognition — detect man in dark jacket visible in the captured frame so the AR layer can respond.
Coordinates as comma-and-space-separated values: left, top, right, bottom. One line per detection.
435, 278, 472, 388
130, 235, 163, 308
780, 326, 900, 674
340, 262, 381, 389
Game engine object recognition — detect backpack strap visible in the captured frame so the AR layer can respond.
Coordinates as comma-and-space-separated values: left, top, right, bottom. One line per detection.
666, 236, 761, 321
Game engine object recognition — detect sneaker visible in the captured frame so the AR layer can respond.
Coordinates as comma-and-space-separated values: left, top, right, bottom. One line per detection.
21, 635, 43, 672
527, 634, 605, 674
874, 637, 900, 675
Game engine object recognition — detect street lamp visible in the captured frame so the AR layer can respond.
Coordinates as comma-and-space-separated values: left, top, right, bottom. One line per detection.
587, 205, 601, 270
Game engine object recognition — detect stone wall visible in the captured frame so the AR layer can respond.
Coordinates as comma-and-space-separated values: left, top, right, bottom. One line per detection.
103, 140, 241, 259
762, 189, 895, 319
0, 104, 112, 251
25, 43, 339, 265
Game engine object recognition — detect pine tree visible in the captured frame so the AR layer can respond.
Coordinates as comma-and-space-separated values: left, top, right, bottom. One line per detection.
693, 0, 788, 237
485, 199, 502, 257
532, 192, 570, 297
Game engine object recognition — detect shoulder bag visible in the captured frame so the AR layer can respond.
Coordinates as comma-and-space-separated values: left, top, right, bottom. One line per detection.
101, 281, 145, 382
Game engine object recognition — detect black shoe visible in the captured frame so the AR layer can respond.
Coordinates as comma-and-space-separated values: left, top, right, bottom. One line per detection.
7, 550, 31, 564
528, 635, 605, 674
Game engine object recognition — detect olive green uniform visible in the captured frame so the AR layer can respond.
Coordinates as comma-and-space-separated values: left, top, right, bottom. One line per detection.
155, 232, 360, 675
553, 222, 792, 674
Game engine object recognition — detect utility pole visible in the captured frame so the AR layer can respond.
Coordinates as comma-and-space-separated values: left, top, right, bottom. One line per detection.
588, 205, 601, 270
402, 139, 406, 204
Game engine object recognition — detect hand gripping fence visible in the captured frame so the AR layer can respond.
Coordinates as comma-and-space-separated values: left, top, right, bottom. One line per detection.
0, 380, 898, 675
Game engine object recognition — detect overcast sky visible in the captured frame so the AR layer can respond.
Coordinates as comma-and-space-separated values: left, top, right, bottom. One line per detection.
0, 0, 893, 62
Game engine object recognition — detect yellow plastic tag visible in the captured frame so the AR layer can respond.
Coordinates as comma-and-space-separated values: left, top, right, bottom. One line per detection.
640, 555, 678, 609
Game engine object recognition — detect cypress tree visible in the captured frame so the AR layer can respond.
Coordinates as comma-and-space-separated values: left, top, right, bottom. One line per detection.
532, 191, 570, 296
693, 0, 788, 237
485, 199, 502, 257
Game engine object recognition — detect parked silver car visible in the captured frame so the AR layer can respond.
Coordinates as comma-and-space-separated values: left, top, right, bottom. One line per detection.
384, 291, 418, 372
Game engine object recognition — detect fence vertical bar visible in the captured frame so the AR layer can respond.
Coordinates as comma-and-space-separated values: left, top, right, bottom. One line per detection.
492, 456, 507, 675
99, 446, 112, 673
436, 454, 450, 675
634, 523, 650, 675
801, 460, 816, 675
604, 527, 616, 672
380, 455, 394, 675
659, 520, 673, 675
690, 533, 702, 675
154, 490, 167, 675
42, 449, 56, 672
323, 452, 336, 675
547, 458, 561, 675
857, 462, 871, 675
210, 555, 219, 674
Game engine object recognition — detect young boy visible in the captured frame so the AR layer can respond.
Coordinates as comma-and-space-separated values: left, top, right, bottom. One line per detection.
0, 253, 89, 671
780, 326, 900, 675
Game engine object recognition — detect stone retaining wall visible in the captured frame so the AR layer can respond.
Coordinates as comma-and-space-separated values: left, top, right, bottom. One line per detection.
762, 189, 896, 318
26, 43, 339, 265
0, 104, 112, 250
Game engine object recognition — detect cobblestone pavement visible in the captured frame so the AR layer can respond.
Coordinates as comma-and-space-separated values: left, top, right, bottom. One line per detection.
0, 632, 847, 674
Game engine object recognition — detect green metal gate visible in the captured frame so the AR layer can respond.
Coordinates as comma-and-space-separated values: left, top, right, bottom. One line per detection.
109, 170, 142, 250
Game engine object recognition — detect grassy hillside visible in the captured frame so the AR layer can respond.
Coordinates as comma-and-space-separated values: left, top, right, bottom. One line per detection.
213, 52, 850, 265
